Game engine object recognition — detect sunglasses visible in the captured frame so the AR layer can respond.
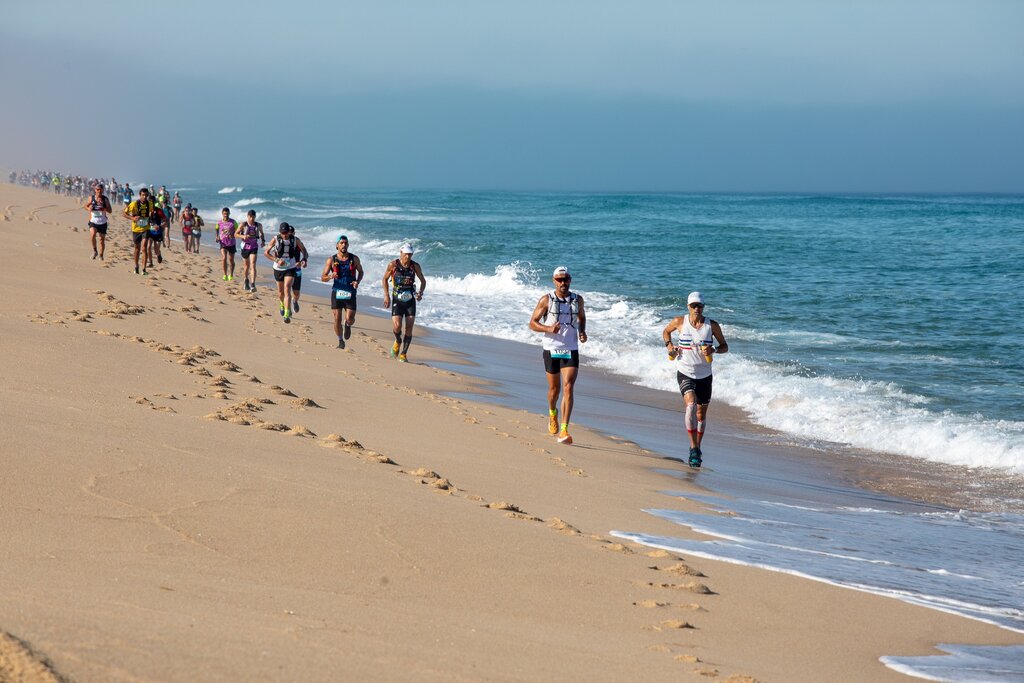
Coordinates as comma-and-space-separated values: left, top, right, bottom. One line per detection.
554, 277, 571, 283
689, 302, 704, 308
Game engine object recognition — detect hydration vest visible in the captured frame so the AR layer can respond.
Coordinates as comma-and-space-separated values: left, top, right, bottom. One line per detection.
390, 260, 416, 297
331, 254, 357, 286
544, 292, 579, 327
273, 236, 300, 260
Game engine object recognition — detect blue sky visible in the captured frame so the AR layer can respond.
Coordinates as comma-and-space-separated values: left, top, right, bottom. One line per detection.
2, 0, 1022, 191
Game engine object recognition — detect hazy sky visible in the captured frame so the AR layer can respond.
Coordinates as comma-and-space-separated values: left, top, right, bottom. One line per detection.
2, 0, 1022, 191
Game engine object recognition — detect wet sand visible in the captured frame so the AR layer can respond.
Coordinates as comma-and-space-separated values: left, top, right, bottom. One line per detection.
1, 182, 1021, 682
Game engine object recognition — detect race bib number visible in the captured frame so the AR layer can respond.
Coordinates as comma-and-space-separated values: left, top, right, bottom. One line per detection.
136, 217, 149, 227
334, 289, 352, 300
91, 211, 106, 222
550, 350, 572, 359
396, 291, 414, 303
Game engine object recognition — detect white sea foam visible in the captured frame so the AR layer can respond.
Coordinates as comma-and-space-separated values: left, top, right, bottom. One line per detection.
882, 644, 1024, 682
217, 186, 243, 194
232, 197, 269, 208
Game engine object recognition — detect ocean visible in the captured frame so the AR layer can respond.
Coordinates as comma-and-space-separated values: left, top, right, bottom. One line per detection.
161, 183, 1023, 681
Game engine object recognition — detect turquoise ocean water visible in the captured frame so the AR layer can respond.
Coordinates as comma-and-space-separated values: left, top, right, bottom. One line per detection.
161, 184, 1023, 680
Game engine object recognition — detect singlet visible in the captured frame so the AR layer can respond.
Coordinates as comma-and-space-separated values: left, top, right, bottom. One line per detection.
272, 236, 300, 270
331, 253, 358, 290
674, 315, 715, 380
149, 207, 166, 234
181, 214, 194, 229
390, 260, 417, 300
88, 195, 109, 224
217, 219, 237, 247
173, 195, 182, 208
541, 291, 580, 353
128, 199, 153, 233
240, 221, 261, 250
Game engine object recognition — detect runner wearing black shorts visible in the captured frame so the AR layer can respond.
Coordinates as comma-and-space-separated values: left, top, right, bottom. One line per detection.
320, 234, 363, 348
381, 244, 426, 362
529, 266, 588, 445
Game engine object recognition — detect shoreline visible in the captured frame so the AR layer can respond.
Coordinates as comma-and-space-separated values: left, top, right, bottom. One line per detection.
2, 182, 1022, 682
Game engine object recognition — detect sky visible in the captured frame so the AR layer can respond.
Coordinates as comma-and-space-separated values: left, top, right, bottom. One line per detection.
2, 0, 1022, 192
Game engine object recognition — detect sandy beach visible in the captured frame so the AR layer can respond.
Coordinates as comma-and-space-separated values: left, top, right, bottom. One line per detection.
1, 183, 1021, 682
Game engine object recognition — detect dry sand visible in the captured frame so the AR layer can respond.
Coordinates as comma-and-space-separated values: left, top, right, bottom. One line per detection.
1, 184, 1020, 682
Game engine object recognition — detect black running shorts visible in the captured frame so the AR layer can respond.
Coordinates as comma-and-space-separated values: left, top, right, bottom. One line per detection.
543, 349, 580, 374
330, 288, 357, 311
89, 222, 107, 235
677, 372, 713, 405
391, 299, 416, 318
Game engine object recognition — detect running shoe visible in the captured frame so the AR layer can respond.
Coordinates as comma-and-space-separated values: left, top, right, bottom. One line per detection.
227, 275, 233, 281
92, 251, 97, 260
688, 447, 702, 469
557, 430, 573, 445
244, 278, 250, 290
222, 275, 228, 281
293, 300, 299, 313
548, 412, 559, 435
157, 254, 163, 264
337, 338, 345, 349
391, 341, 400, 358
284, 309, 291, 324
398, 354, 408, 363
134, 266, 139, 274
141, 269, 148, 276
344, 324, 352, 340
279, 302, 285, 316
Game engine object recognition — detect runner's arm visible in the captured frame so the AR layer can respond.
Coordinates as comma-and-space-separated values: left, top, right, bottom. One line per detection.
662, 318, 682, 358
381, 263, 394, 303
529, 295, 555, 334
576, 296, 587, 343
710, 320, 728, 354
320, 257, 334, 282
414, 263, 426, 300
263, 238, 277, 262
297, 239, 309, 267
353, 255, 364, 287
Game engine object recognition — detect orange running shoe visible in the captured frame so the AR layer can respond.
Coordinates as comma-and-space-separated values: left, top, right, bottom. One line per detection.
557, 430, 573, 445
548, 412, 558, 435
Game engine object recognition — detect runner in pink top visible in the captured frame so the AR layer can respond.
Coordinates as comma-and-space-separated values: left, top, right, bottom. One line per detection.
234, 209, 265, 291
217, 207, 237, 281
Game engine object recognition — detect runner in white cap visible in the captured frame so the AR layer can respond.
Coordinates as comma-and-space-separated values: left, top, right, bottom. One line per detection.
381, 243, 426, 362
661, 291, 729, 468
529, 266, 587, 445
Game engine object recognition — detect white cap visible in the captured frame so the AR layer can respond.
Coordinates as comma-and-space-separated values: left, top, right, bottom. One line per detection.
687, 291, 705, 305
400, 243, 414, 254
552, 266, 571, 278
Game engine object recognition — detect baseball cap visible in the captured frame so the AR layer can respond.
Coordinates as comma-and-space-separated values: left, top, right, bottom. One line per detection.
337, 234, 348, 243
687, 291, 705, 305
400, 244, 414, 254
279, 222, 291, 232
552, 266, 571, 278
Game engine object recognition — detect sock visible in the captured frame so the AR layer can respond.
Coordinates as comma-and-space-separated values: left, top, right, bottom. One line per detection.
401, 334, 412, 354
549, 409, 557, 417
560, 422, 568, 432
697, 420, 706, 434
394, 331, 402, 344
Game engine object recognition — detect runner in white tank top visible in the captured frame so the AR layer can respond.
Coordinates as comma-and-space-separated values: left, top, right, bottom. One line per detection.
661, 291, 729, 468
529, 266, 588, 445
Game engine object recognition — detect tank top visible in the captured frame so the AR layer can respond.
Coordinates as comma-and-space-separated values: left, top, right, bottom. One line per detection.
272, 236, 300, 270
541, 292, 579, 352
240, 221, 261, 250
331, 254, 358, 289
89, 195, 108, 224
390, 260, 417, 300
674, 316, 715, 379
217, 220, 236, 247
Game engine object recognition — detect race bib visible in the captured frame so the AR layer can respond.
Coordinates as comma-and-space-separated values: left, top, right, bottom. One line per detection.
136, 217, 149, 227
90, 211, 106, 223
550, 350, 572, 359
397, 291, 414, 302
334, 289, 352, 300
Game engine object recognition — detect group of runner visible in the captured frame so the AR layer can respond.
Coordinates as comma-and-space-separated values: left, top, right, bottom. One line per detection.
16, 173, 729, 464
528, 269, 728, 465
